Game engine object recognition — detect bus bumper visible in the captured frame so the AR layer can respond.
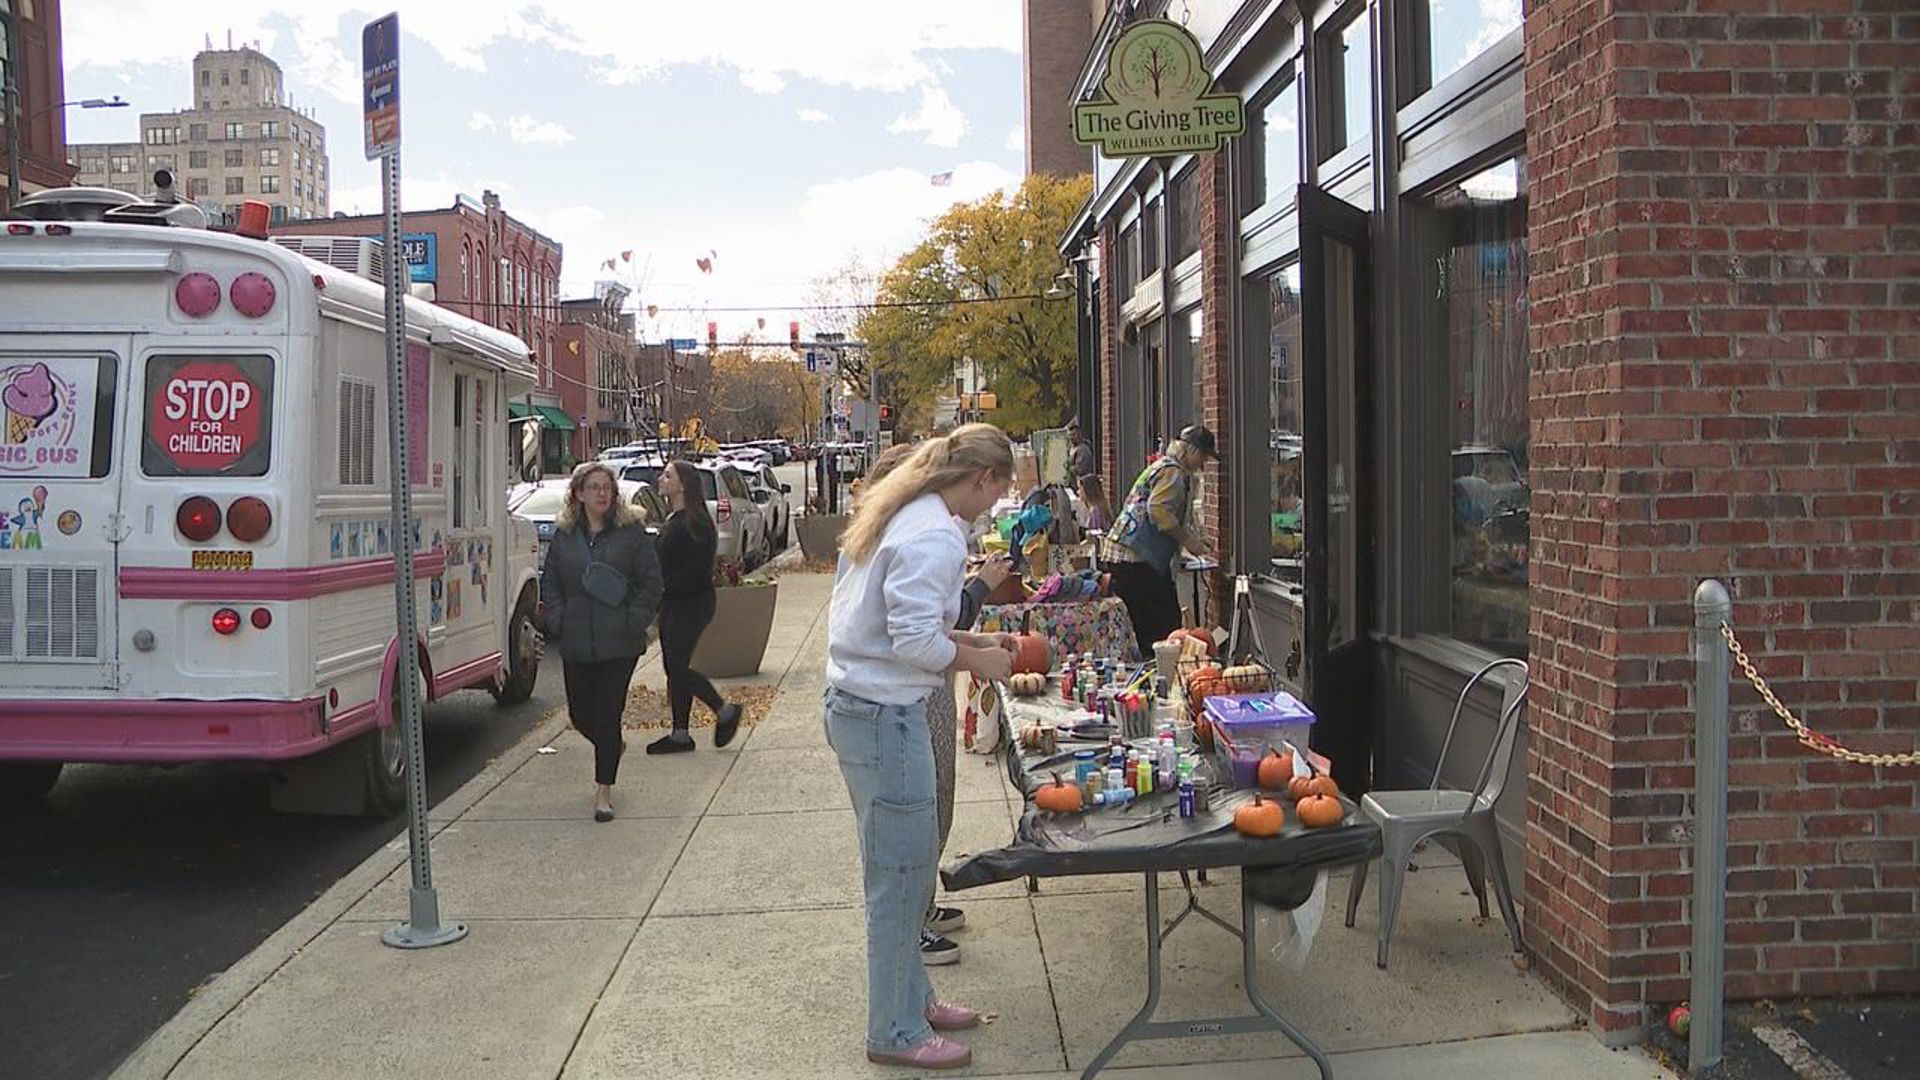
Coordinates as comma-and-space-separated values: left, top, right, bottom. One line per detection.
0, 695, 370, 763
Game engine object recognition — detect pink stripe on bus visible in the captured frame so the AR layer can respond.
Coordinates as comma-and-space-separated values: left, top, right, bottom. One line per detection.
120, 549, 449, 601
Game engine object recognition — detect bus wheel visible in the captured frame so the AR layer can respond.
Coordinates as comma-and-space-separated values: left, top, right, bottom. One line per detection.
362, 693, 410, 817
0, 762, 62, 810
492, 593, 540, 705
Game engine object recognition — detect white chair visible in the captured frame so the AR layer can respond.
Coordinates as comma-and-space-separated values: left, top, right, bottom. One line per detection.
1344, 658, 1528, 969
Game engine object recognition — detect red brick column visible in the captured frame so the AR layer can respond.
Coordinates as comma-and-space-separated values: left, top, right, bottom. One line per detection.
1525, 0, 1920, 1040
1099, 218, 1120, 487
1197, 151, 1235, 627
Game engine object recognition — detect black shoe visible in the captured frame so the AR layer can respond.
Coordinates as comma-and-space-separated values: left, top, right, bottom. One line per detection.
646, 732, 695, 755
927, 905, 966, 934
920, 928, 961, 966
714, 703, 743, 748
593, 806, 614, 823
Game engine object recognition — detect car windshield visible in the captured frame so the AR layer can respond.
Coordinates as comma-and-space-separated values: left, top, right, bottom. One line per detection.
1457, 452, 1521, 486
622, 465, 661, 487
512, 486, 569, 517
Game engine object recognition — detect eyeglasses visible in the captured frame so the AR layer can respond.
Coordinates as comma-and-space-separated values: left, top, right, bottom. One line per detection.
580, 482, 615, 494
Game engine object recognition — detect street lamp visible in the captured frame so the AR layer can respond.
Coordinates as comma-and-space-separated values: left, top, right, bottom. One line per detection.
6, 93, 132, 208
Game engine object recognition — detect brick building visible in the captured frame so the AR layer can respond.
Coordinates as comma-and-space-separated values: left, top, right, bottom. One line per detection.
1065, 0, 1917, 1043
0, 0, 72, 209
70, 43, 330, 224
1020, 1, 1103, 178
270, 191, 569, 470
555, 287, 638, 463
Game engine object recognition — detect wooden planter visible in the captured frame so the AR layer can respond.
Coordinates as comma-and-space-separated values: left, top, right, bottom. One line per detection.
795, 513, 848, 564
689, 581, 779, 678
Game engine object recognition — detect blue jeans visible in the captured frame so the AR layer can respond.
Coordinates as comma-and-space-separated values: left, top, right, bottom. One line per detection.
823, 686, 938, 1052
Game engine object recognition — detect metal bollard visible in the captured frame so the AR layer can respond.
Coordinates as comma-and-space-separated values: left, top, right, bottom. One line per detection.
1691, 580, 1731, 1074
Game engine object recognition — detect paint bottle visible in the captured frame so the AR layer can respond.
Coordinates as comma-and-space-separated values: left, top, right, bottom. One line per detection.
1074, 749, 1098, 785
1178, 779, 1196, 819
1085, 767, 1105, 801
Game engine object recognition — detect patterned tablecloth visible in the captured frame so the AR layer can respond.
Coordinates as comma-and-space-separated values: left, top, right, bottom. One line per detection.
975, 597, 1138, 662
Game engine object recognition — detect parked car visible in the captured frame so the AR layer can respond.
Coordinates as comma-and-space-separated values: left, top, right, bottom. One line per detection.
743, 464, 793, 553
722, 444, 775, 469
690, 460, 770, 569
751, 439, 793, 466
617, 457, 667, 490
509, 477, 667, 569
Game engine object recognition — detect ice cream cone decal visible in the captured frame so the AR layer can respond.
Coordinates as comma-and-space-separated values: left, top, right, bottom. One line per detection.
3, 363, 59, 445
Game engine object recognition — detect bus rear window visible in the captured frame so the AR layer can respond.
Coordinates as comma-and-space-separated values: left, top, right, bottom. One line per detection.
142, 354, 275, 477
0, 355, 117, 479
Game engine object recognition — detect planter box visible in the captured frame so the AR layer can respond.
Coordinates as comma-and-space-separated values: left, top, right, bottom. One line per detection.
796, 513, 848, 564
690, 581, 779, 678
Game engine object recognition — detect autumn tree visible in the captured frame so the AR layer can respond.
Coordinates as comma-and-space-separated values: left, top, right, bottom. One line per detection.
857, 172, 1091, 437
706, 348, 821, 441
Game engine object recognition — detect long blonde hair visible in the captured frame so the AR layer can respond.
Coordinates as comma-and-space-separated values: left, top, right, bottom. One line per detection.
841, 423, 1013, 563
555, 461, 640, 533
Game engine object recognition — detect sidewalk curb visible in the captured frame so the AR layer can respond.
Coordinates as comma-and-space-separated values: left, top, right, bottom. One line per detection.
110, 702, 580, 1080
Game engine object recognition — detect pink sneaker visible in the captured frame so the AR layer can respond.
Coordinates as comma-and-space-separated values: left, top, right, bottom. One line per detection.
867, 1033, 972, 1069
926, 1000, 982, 1031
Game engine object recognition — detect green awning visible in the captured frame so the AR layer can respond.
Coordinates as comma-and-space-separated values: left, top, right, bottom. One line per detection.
508, 401, 533, 419
534, 405, 576, 431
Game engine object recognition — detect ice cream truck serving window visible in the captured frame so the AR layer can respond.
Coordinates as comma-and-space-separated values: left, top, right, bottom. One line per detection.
0, 356, 118, 479
142, 354, 276, 477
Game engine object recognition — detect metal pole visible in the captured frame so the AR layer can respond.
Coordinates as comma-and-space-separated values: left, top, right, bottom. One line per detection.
4, 9, 22, 212
379, 146, 465, 950
1690, 579, 1730, 1073
866, 348, 878, 457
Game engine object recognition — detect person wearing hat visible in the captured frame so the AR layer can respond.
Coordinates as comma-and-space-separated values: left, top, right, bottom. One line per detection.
1098, 424, 1218, 657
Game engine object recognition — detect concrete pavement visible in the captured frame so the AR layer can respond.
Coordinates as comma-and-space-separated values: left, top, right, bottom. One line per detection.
115, 568, 1674, 1080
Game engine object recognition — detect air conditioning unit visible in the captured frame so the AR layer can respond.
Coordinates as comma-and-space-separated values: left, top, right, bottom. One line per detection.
271, 236, 384, 284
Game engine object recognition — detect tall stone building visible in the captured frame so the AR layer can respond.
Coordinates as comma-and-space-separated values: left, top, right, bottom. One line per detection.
1, 0, 74, 210
1019, 1, 1099, 178
70, 41, 328, 224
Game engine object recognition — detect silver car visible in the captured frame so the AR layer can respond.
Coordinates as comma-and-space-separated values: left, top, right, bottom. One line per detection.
509, 478, 667, 569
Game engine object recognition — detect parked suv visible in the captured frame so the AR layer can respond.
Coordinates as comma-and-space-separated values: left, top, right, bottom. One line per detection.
743, 464, 792, 554
691, 461, 770, 569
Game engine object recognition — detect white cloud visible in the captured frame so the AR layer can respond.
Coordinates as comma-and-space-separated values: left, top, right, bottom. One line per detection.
468, 111, 496, 132
504, 114, 575, 146
888, 84, 968, 148
797, 108, 832, 124
1005, 124, 1023, 151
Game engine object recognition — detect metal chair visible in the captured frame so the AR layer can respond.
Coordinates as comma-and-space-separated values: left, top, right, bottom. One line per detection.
1344, 657, 1528, 969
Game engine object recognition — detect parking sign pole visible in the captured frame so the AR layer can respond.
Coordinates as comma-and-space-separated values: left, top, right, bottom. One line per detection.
366, 13, 465, 951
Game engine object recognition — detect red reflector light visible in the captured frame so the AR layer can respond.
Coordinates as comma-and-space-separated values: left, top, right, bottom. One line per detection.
211, 608, 242, 635
175, 272, 222, 318
250, 607, 273, 630
227, 496, 273, 542
716, 498, 732, 523
230, 272, 277, 318
176, 496, 222, 542
6, 223, 34, 236
44, 224, 72, 236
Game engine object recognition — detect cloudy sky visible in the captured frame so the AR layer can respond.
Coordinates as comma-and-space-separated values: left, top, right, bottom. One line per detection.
61, 1, 1030, 343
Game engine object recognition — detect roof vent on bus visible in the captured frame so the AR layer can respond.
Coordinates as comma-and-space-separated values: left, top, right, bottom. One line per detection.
269, 236, 385, 285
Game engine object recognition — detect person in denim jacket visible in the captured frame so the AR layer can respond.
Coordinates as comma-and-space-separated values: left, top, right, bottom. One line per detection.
823, 424, 1018, 1070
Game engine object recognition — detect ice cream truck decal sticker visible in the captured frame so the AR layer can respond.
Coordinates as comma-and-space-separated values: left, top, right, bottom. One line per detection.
0, 211, 543, 814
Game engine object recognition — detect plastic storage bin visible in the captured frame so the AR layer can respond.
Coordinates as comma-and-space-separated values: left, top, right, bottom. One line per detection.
1205, 691, 1317, 788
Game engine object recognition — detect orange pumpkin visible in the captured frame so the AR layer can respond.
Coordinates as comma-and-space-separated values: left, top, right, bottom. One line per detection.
1286, 773, 1316, 801
1035, 771, 1083, 814
1011, 634, 1053, 675
1185, 664, 1226, 705
1296, 792, 1345, 828
1233, 793, 1285, 838
1168, 627, 1214, 657
1301, 775, 1339, 800
1257, 748, 1294, 790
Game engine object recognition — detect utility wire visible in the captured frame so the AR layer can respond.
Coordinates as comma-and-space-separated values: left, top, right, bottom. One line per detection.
431, 292, 1063, 318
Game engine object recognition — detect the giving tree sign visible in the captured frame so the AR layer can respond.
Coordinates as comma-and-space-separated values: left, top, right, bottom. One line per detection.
1074, 19, 1244, 158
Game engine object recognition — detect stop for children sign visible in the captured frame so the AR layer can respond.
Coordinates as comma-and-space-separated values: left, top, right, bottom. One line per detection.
143, 355, 276, 476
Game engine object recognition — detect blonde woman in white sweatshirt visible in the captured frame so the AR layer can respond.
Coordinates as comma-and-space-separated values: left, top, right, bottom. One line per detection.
824, 424, 1017, 1070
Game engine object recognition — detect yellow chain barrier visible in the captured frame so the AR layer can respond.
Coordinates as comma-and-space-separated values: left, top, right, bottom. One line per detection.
1719, 622, 1920, 768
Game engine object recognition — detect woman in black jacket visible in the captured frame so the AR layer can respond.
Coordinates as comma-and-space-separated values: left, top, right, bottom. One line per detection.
645, 460, 742, 754
539, 462, 664, 821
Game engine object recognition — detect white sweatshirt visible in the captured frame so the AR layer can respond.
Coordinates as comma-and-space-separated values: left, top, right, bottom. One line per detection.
826, 492, 965, 706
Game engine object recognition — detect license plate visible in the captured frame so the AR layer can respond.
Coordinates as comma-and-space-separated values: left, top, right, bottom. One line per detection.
192, 550, 254, 571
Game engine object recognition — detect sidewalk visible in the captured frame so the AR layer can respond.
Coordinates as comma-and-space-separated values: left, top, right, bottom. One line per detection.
117, 569, 1674, 1080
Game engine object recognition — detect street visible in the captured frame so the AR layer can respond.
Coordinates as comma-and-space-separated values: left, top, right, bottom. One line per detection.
0, 677, 562, 1080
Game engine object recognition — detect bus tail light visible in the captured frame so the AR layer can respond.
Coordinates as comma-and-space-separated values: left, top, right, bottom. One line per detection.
175, 272, 222, 318
177, 496, 222, 542
716, 497, 732, 524
250, 607, 273, 630
211, 608, 242, 635
227, 497, 273, 542
44, 224, 72, 236
5, 223, 34, 236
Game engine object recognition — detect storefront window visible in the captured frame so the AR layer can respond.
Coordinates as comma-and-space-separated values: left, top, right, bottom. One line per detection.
1266, 266, 1305, 580
1171, 166, 1202, 265
1416, 0, 1522, 92
1256, 77, 1301, 208
1169, 306, 1203, 436
1141, 197, 1163, 277
1422, 157, 1528, 655
1326, 11, 1372, 157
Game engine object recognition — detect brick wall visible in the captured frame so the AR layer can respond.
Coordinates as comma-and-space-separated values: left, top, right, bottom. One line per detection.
1197, 151, 1235, 627
1099, 219, 1121, 487
1524, 0, 1919, 1039
1022, 0, 1094, 178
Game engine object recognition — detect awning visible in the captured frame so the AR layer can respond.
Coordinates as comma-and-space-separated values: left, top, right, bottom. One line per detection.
508, 402, 533, 419
534, 406, 576, 431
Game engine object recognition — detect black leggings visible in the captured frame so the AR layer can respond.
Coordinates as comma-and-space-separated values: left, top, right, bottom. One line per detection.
563, 655, 640, 785
1107, 561, 1181, 659
660, 590, 724, 732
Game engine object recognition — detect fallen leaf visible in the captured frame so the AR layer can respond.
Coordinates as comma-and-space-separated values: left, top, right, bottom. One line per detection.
536, 747, 559, 756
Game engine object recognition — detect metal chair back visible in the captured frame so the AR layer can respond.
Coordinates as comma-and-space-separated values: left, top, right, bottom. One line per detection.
1428, 657, 1529, 814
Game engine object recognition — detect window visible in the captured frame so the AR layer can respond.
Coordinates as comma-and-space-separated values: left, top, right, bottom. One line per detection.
110, 155, 135, 173
239, 68, 249, 85
187, 177, 208, 198
1141, 197, 1162, 276
1171, 166, 1202, 265
225, 177, 245, 195
4, 354, 118, 479
189, 150, 208, 169
146, 154, 174, 170
200, 69, 210, 87
189, 123, 207, 141
1412, 0, 1519, 91
1256, 77, 1301, 207
145, 128, 176, 145
293, 178, 302, 198
261, 120, 279, 138
224, 149, 244, 168
259, 148, 279, 167
140, 354, 275, 478
220, 70, 230, 86
1417, 156, 1529, 655
451, 375, 488, 527
260, 176, 279, 194
1168, 306, 1204, 437
1264, 265, 1305, 580
225, 122, 245, 140
338, 380, 376, 485
1325, 10, 1372, 157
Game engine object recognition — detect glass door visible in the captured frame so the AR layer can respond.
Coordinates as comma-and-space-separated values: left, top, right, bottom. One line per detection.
1298, 184, 1374, 796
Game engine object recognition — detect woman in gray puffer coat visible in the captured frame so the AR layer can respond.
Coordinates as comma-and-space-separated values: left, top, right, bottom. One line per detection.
540, 462, 664, 821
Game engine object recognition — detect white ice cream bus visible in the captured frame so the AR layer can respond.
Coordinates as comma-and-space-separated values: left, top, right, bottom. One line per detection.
0, 194, 542, 814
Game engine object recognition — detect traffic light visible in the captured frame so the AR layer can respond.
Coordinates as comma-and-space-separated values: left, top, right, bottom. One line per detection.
789, 321, 801, 351
880, 405, 893, 425
706, 321, 718, 350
